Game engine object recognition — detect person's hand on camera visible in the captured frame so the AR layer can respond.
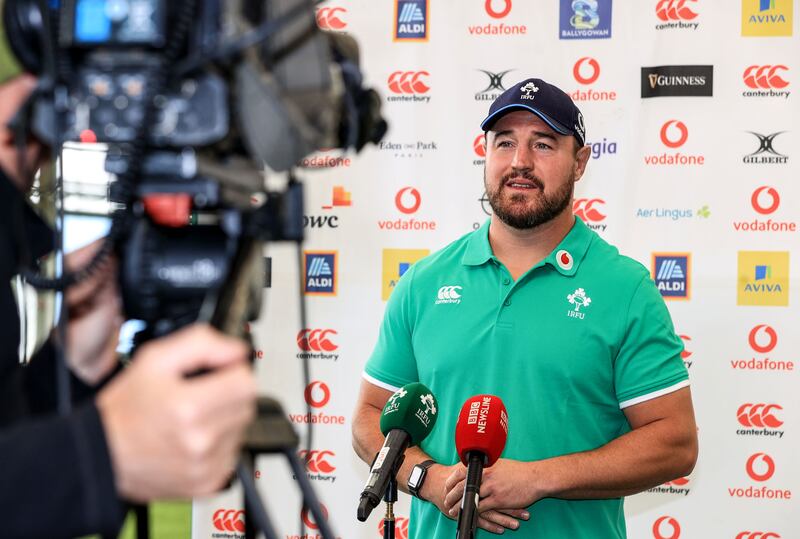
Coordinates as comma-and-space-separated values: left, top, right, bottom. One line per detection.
96, 324, 257, 502
64, 238, 122, 385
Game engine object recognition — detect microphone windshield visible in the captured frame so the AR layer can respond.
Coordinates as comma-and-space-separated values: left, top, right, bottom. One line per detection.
455, 394, 508, 467
379, 382, 439, 446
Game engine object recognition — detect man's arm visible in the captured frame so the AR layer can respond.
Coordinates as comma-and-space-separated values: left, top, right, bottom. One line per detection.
352, 379, 528, 531
443, 387, 698, 517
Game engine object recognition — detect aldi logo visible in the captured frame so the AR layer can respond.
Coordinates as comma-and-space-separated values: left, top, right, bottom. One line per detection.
304, 252, 337, 295
742, 0, 792, 36
395, 0, 428, 41
652, 253, 691, 300
737, 251, 789, 306
382, 248, 429, 300
559, 0, 612, 39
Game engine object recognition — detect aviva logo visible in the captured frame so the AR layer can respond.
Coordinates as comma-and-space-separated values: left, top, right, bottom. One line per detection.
382, 248, 429, 300
742, 0, 792, 36
738, 251, 789, 306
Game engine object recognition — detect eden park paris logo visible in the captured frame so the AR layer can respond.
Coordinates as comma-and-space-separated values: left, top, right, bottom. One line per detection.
567, 288, 592, 319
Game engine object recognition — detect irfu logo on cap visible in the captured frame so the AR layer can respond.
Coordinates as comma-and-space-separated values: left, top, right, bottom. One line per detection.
520, 82, 539, 100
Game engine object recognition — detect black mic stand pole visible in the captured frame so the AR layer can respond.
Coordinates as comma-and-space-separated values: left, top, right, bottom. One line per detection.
382, 475, 398, 539
455, 452, 484, 539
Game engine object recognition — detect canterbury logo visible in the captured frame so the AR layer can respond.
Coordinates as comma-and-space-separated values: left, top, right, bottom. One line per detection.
388, 71, 430, 94
299, 450, 336, 474
664, 477, 689, 486
748, 324, 777, 353
573, 57, 600, 85
736, 532, 781, 539
746, 453, 775, 482
660, 120, 688, 148
652, 516, 681, 539
379, 517, 410, 539
737, 403, 783, 428
301, 504, 329, 530
679, 335, 692, 359
304, 381, 331, 408
473, 134, 486, 157
437, 286, 462, 300
316, 7, 347, 30
573, 198, 606, 222
655, 0, 698, 21
743, 65, 789, 89
297, 329, 338, 352
212, 509, 245, 533
751, 186, 780, 215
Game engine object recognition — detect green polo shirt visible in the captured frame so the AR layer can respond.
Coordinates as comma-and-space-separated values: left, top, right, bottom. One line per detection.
364, 217, 689, 539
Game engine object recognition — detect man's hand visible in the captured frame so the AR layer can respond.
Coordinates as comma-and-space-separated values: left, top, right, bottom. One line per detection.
64, 239, 122, 385
417, 463, 461, 519
443, 460, 534, 534
96, 324, 257, 502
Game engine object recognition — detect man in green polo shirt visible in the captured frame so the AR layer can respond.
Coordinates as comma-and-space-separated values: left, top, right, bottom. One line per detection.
352, 78, 698, 538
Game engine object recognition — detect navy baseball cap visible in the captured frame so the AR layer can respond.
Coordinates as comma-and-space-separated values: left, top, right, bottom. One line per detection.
480, 78, 586, 147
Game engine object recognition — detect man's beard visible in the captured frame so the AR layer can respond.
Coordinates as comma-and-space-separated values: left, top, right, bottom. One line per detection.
484, 169, 574, 230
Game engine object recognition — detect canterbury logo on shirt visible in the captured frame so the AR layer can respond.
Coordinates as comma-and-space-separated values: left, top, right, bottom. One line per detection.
436, 285, 462, 304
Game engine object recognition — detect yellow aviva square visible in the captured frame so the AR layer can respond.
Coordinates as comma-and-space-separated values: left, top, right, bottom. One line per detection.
737, 251, 790, 306
382, 249, 429, 300
742, 0, 793, 36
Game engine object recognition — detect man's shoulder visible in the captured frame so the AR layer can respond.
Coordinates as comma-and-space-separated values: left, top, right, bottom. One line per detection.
407, 227, 478, 283
583, 233, 651, 286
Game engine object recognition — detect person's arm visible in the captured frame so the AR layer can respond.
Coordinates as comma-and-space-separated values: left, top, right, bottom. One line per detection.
352, 379, 528, 531
443, 387, 698, 523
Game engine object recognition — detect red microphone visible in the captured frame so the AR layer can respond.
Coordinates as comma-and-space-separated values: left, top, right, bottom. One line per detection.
454, 395, 508, 539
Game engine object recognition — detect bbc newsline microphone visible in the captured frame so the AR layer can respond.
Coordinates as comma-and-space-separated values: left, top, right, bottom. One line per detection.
357, 382, 439, 522
455, 394, 509, 539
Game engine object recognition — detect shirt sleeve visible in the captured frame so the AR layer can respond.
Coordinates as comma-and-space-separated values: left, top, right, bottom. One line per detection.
614, 274, 689, 408
363, 264, 420, 390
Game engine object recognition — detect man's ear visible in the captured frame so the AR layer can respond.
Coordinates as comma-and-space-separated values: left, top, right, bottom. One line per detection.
574, 144, 591, 181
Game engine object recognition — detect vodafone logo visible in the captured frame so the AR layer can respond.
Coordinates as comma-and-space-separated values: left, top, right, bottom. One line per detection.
679, 335, 692, 360
749, 324, 777, 353
301, 503, 329, 530
395, 187, 422, 214
485, 0, 512, 19
379, 517, 410, 539
315, 7, 347, 30
751, 186, 780, 215
746, 453, 776, 482
304, 381, 331, 408
213, 509, 245, 533
388, 71, 430, 95
299, 449, 336, 474
655, 0, 698, 21
473, 134, 486, 157
736, 533, 781, 539
660, 120, 688, 148
573, 198, 606, 222
573, 57, 600, 85
652, 516, 681, 539
297, 329, 338, 352
737, 404, 783, 428
744, 66, 789, 90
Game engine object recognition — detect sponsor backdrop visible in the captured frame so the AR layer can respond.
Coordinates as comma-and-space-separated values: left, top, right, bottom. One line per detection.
193, 1, 799, 538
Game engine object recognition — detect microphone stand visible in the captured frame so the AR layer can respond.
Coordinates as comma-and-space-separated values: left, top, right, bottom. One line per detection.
382, 475, 398, 539
456, 452, 484, 539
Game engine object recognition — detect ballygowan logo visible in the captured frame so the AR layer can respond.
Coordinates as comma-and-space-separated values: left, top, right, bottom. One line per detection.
475, 69, 513, 101
655, 0, 699, 29
743, 131, 788, 164
642, 65, 713, 98
559, 0, 612, 39
743, 65, 790, 98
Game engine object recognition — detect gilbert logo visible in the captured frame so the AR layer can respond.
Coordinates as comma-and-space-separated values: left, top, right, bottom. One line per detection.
475, 69, 514, 101
436, 285, 463, 305
746, 453, 775, 481
213, 509, 245, 534
316, 7, 347, 30
567, 288, 592, 319
520, 81, 539, 99
652, 515, 681, 539
749, 324, 777, 353
379, 517, 410, 539
485, 0, 512, 18
744, 132, 788, 164
304, 381, 331, 408
574, 57, 600, 85
395, 187, 422, 214
660, 120, 688, 148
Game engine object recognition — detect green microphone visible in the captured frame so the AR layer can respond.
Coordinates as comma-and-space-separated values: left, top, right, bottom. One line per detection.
357, 382, 438, 521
